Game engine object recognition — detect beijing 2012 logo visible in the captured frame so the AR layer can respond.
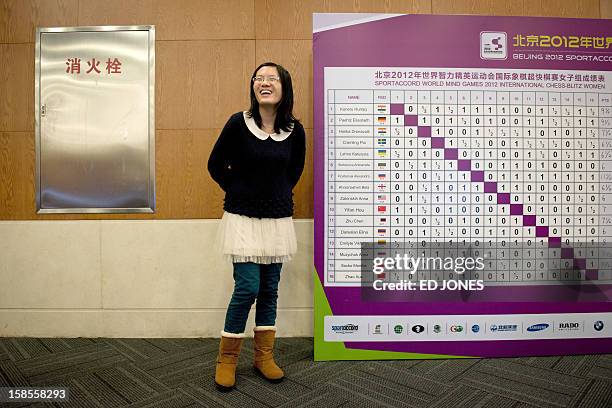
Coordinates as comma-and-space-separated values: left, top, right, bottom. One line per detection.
480, 32, 507, 60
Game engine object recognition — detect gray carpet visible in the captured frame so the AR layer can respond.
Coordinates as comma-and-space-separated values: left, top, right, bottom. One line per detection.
0, 337, 611, 407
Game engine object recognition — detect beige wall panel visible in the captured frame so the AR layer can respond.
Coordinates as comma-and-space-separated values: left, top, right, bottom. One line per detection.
293, 128, 313, 219
256, 39, 312, 127
601, 0, 612, 17
0, 309, 314, 337
156, 40, 254, 130
0, 43, 34, 132
100, 219, 313, 309
78, 0, 254, 40
0, 220, 101, 308
255, 0, 431, 40
0, 0, 78, 43
156, 129, 223, 219
101, 220, 234, 309
0, 219, 314, 337
0, 311, 104, 337
0, 132, 35, 220
433, 0, 599, 17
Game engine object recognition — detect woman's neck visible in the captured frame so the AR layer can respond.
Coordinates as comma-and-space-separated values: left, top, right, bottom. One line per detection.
259, 106, 277, 133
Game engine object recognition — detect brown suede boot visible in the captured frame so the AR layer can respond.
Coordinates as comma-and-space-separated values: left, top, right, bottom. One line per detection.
214, 332, 244, 391
253, 326, 284, 383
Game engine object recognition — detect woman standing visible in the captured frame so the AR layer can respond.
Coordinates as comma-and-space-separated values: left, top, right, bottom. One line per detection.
208, 62, 306, 391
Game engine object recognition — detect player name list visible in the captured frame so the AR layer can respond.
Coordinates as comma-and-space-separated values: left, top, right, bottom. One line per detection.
324, 67, 612, 286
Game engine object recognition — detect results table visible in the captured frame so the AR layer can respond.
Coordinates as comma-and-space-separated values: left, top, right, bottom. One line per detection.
324, 67, 612, 286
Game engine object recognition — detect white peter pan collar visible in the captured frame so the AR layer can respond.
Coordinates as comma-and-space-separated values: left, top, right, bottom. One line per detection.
243, 111, 293, 141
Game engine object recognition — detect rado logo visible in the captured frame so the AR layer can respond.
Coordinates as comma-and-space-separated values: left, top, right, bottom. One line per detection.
558, 322, 581, 331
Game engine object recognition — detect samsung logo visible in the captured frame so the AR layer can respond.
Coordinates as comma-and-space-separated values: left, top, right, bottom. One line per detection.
527, 323, 549, 332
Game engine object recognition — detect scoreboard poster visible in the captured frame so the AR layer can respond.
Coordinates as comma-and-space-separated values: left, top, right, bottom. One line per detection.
313, 14, 612, 360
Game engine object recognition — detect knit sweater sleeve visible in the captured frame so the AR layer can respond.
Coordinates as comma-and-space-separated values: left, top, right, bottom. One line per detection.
288, 122, 306, 188
207, 115, 236, 191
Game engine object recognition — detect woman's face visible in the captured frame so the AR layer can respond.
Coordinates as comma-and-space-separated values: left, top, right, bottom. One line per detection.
253, 66, 282, 107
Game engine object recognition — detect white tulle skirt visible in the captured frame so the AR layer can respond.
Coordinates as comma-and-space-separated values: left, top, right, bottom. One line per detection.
216, 211, 297, 264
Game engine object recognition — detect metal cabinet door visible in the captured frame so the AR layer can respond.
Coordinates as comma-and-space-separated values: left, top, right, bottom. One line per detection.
35, 26, 155, 213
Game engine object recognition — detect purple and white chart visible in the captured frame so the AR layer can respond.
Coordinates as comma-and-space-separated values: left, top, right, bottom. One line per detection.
314, 14, 612, 359
325, 69, 612, 288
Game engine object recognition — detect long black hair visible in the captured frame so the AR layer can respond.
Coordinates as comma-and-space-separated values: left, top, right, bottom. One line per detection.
247, 62, 297, 133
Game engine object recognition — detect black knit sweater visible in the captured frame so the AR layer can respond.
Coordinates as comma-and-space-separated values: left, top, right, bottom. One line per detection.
208, 112, 306, 218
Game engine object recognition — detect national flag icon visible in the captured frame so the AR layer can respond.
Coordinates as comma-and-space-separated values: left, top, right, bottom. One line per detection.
377, 239, 387, 245
376, 104, 387, 113
377, 162, 387, 168
377, 183, 387, 191
377, 149, 387, 157
377, 228, 387, 235
377, 173, 386, 180
377, 127, 387, 135
377, 205, 387, 212
379, 217, 387, 224
377, 116, 387, 124
377, 194, 387, 201
377, 138, 387, 146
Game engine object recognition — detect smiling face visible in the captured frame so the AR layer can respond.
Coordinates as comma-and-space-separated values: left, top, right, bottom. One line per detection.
252, 65, 282, 107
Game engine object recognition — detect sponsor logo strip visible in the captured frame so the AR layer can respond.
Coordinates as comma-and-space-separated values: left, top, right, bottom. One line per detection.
324, 313, 610, 342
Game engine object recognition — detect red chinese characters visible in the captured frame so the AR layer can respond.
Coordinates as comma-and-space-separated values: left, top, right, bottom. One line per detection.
65, 57, 123, 75
105, 58, 122, 74
65, 58, 81, 74
86, 58, 101, 74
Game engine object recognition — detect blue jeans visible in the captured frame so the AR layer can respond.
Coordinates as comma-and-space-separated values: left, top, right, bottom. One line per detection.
223, 262, 282, 334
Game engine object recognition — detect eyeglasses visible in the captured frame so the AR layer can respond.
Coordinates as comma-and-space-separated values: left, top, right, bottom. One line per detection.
252, 75, 280, 83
